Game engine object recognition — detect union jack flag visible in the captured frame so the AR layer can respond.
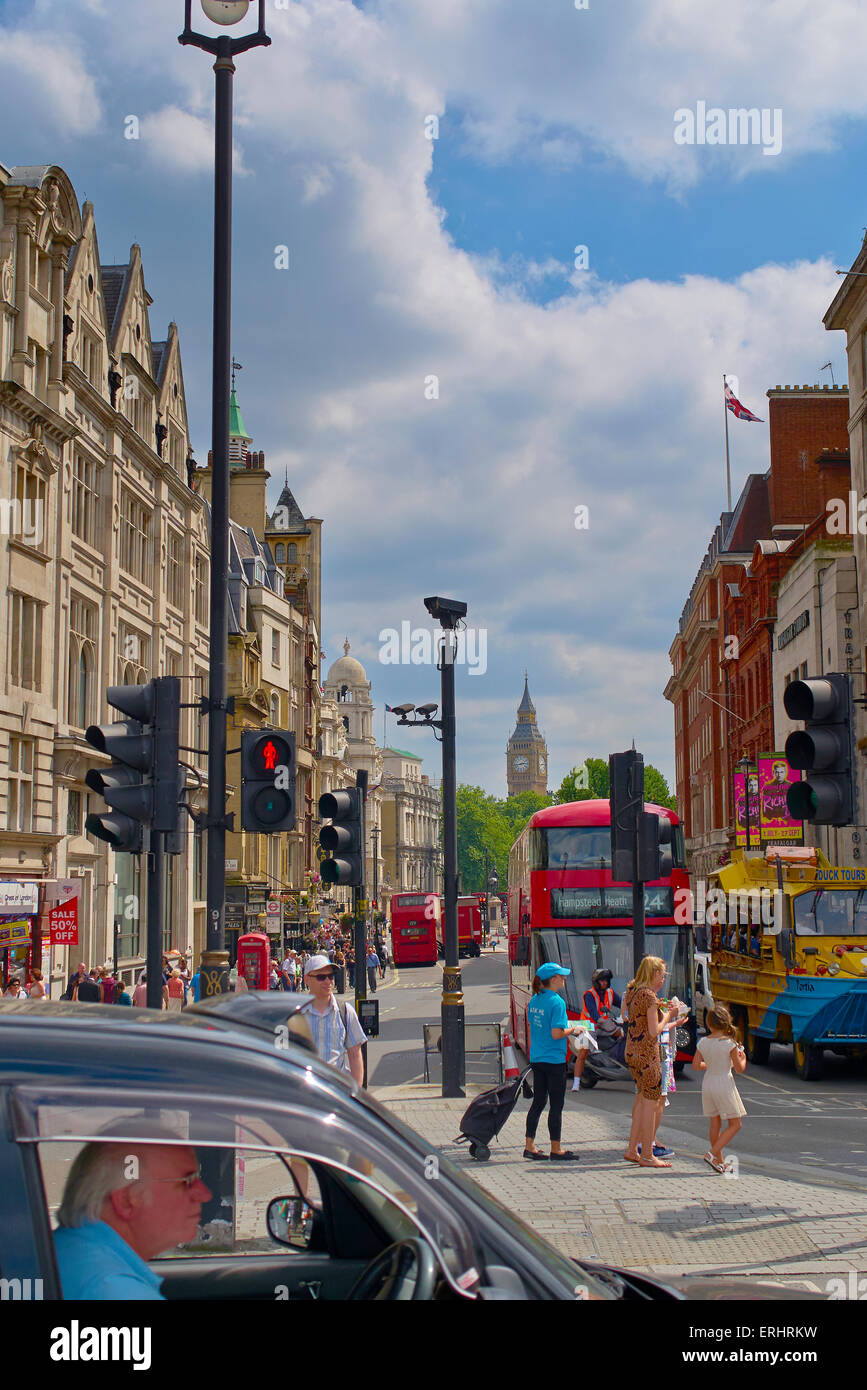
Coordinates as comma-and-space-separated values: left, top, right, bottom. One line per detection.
725, 383, 762, 422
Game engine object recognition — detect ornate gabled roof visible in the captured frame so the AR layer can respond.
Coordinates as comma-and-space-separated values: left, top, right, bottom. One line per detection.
267, 481, 309, 535
100, 264, 128, 339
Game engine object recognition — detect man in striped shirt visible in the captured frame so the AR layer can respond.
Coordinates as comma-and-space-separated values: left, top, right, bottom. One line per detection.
299, 955, 366, 1085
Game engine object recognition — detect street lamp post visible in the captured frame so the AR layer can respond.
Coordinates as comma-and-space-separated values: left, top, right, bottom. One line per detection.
394, 595, 467, 1097
179, 1, 270, 996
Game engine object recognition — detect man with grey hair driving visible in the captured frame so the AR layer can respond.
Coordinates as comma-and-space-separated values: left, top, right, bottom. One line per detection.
53, 1125, 211, 1300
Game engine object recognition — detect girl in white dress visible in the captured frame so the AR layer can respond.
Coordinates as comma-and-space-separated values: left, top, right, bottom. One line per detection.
692, 1005, 747, 1173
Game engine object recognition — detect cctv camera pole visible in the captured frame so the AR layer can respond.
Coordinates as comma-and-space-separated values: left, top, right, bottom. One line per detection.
439, 625, 465, 1097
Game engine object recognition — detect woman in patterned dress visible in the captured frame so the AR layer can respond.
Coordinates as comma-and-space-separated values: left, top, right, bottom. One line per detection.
622, 956, 681, 1169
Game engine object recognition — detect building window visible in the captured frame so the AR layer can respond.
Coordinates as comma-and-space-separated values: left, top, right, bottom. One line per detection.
67, 596, 97, 728
81, 330, 102, 389
71, 451, 99, 546
7, 737, 34, 832
115, 854, 142, 960
14, 462, 46, 551
274, 543, 285, 563
287, 542, 297, 563
9, 593, 43, 691
67, 789, 82, 837
272, 629, 281, 667
120, 489, 151, 582
117, 624, 150, 686
194, 555, 209, 626
166, 527, 184, 611
270, 691, 280, 725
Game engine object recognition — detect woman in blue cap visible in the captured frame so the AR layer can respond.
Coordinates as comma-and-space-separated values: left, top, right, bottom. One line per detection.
523, 962, 582, 1161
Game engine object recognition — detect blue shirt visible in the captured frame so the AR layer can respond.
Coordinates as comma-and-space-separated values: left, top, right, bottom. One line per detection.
54, 1220, 165, 1301
189, 972, 201, 1003
527, 989, 569, 1063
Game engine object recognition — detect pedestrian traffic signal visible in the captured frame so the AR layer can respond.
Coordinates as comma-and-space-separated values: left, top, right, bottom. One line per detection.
638, 810, 673, 882
84, 677, 181, 852
784, 674, 856, 826
609, 749, 643, 881
241, 730, 296, 832
318, 788, 363, 886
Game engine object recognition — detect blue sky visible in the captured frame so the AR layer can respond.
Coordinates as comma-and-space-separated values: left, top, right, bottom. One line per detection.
2, 0, 865, 798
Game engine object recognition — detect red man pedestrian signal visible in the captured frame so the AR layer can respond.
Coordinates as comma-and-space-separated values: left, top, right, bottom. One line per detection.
241, 729, 296, 833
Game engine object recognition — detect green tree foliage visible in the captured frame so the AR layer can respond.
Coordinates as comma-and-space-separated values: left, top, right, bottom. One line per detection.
455, 786, 551, 894
555, 758, 676, 811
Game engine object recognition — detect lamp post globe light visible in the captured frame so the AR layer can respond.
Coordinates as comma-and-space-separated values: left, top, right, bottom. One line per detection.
201, 0, 250, 21
179, 0, 270, 1002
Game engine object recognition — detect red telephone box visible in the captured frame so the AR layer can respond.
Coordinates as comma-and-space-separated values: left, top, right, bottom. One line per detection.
237, 932, 271, 990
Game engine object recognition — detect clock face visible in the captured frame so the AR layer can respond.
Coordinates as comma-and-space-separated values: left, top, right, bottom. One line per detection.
539, 757, 546, 774
513, 755, 529, 772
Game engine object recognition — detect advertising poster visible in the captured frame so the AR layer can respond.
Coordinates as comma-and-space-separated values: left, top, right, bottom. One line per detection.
734, 766, 761, 848
49, 882, 80, 947
759, 752, 804, 845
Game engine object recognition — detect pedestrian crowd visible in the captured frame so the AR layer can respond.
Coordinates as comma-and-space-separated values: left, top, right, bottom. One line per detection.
524, 954, 746, 1174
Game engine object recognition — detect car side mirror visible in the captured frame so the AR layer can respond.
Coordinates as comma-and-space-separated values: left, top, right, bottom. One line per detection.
267, 1196, 316, 1249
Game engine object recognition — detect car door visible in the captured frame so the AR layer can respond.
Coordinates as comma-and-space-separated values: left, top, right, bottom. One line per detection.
8, 1084, 482, 1301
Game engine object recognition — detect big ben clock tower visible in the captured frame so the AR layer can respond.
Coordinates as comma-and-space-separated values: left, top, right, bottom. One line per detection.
506, 673, 548, 797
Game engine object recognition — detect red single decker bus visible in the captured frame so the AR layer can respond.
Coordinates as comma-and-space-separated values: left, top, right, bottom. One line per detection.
437, 895, 483, 959
508, 799, 695, 1069
390, 893, 439, 966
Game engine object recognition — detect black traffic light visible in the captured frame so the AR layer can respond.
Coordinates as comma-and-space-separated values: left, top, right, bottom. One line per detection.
318, 788, 363, 886
609, 750, 643, 881
784, 674, 855, 826
241, 729, 296, 832
638, 811, 673, 882
85, 677, 181, 852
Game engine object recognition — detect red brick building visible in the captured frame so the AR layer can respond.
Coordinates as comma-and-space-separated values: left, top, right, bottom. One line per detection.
665, 386, 850, 880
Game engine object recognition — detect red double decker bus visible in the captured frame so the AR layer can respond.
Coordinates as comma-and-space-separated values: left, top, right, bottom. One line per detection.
437, 895, 483, 959
508, 799, 695, 1068
390, 893, 439, 966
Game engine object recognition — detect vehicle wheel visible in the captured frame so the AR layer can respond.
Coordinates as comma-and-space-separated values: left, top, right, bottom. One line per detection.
473, 1143, 490, 1161
579, 1073, 598, 1089
793, 1039, 824, 1081
746, 1025, 771, 1065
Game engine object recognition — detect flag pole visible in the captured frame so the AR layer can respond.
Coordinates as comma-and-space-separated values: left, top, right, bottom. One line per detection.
723, 373, 732, 512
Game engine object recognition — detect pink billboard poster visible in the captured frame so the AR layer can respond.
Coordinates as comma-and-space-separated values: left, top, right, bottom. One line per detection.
759, 752, 804, 845
733, 767, 761, 848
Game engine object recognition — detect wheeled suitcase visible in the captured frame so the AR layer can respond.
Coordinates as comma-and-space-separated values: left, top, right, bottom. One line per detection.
453, 1067, 533, 1161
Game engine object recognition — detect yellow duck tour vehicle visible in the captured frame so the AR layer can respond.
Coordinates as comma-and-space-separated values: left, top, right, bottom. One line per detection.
705, 846, 867, 1080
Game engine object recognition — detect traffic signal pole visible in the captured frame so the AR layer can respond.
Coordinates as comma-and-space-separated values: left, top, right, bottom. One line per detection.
146, 831, 164, 1011
354, 770, 368, 1086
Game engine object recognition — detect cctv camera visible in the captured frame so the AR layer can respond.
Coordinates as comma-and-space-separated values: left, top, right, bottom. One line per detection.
392, 702, 415, 716
423, 595, 468, 628
417, 702, 438, 717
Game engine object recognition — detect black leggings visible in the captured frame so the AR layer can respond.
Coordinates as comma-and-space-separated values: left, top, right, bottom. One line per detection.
525, 1062, 567, 1143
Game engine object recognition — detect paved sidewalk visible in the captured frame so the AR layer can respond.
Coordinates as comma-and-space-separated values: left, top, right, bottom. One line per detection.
374, 1083, 867, 1287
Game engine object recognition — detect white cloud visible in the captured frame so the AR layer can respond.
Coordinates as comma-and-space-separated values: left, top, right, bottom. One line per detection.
5, 0, 857, 793
0, 28, 103, 137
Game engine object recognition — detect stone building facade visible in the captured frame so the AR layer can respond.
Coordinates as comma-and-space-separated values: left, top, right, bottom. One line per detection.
380, 746, 442, 908
0, 162, 211, 991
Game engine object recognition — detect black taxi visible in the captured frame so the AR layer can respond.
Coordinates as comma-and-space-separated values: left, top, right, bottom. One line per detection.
0, 997, 814, 1302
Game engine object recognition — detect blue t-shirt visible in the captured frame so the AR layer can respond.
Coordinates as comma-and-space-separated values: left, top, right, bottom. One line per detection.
527, 989, 569, 1063
54, 1220, 165, 1300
